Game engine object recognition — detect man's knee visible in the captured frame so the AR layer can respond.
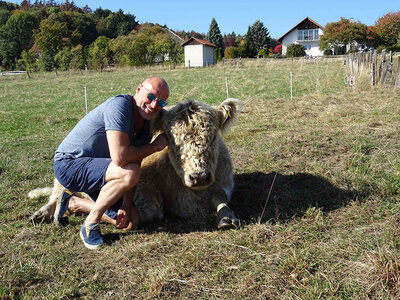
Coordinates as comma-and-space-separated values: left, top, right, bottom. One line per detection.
121, 163, 141, 188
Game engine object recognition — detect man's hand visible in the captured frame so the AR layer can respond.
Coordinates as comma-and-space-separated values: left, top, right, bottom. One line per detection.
115, 208, 131, 229
151, 133, 168, 152
115, 205, 140, 231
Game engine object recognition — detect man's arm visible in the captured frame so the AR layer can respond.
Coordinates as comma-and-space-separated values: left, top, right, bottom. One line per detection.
106, 130, 168, 167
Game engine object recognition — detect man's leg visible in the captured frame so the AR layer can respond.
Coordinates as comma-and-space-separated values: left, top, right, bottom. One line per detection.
84, 161, 141, 225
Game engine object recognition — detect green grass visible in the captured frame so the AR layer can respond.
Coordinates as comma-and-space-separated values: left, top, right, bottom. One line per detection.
1, 57, 400, 299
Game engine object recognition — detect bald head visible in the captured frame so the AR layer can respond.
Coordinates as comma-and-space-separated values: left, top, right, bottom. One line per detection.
142, 76, 170, 102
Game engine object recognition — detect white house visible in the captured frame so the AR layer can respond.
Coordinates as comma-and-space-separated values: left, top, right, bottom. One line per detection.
278, 17, 324, 57
182, 37, 216, 67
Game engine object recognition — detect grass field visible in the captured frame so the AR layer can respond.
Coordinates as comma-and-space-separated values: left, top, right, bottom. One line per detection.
1, 58, 400, 299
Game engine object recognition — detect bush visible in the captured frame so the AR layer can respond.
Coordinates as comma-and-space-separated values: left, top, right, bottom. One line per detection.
286, 44, 305, 57
224, 46, 238, 59
20, 50, 39, 72
333, 45, 346, 55
273, 44, 282, 54
257, 48, 267, 58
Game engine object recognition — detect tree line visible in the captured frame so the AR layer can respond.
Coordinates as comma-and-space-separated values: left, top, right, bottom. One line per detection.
0, 0, 183, 71
1, 0, 399, 71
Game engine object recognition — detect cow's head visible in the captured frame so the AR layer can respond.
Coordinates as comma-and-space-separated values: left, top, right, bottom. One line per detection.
152, 98, 241, 189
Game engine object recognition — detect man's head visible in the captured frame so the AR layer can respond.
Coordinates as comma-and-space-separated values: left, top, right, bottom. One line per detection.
135, 76, 170, 120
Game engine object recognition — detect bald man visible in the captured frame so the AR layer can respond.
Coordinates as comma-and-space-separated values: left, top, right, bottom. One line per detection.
53, 77, 170, 249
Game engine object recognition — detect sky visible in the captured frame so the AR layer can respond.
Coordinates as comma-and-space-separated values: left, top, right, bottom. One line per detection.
8, 0, 400, 39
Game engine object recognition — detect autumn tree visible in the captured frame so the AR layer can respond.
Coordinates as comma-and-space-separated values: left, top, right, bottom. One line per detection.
34, 18, 81, 54
370, 11, 400, 48
320, 17, 368, 53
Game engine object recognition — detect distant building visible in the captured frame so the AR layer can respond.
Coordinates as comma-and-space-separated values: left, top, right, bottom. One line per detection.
278, 17, 324, 57
182, 37, 216, 67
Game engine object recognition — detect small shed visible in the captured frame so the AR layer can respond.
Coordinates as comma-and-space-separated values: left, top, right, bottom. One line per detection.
182, 37, 216, 67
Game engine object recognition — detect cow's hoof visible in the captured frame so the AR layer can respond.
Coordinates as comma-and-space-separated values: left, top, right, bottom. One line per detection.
30, 209, 52, 226
217, 216, 239, 230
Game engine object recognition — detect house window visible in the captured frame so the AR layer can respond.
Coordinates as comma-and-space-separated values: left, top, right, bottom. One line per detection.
298, 29, 319, 41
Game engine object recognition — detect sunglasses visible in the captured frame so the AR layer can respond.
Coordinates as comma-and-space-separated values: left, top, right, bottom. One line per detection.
141, 86, 168, 107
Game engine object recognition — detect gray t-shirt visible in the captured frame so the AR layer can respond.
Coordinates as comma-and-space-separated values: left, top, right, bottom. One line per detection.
54, 94, 151, 161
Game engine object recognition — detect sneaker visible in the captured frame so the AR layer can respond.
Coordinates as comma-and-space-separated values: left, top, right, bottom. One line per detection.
54, 188, 73, 226
80, 223, 104, 250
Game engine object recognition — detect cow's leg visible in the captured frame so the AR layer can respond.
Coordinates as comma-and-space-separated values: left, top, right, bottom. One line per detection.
30, 179, 64, 225
134, 187, 165, 223
211, 178, 239, 229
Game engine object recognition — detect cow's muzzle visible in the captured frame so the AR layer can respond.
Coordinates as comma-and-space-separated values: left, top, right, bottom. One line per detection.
188, 171, 212, 188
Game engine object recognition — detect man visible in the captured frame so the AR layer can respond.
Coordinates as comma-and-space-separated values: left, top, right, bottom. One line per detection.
53, 76, 169, 250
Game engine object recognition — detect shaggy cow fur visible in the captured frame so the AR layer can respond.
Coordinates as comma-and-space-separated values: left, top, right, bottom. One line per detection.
30, 98, 242, 229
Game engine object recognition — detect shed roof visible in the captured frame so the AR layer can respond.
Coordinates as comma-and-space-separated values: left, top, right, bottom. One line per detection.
181, 37, 217, 47
277, 17, 324, 42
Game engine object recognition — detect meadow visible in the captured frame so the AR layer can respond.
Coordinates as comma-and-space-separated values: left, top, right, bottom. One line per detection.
1, 57, 400, 299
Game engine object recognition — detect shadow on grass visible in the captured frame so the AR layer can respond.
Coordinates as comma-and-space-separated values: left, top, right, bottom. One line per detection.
140, 171, 361, 234
231, 172, 359, 224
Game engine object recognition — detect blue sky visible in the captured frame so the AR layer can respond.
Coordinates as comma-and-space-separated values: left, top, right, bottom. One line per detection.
8, 0, 399, 38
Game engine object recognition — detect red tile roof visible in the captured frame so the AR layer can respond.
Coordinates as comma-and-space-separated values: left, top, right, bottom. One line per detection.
181, 37, 217, 47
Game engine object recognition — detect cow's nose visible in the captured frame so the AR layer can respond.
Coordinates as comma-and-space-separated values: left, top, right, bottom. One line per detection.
189, 171, 211, 187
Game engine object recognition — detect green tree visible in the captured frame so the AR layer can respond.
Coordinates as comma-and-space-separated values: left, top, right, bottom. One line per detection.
206, 18, 223, 49
104, 9, 137, 39
20, 49, 39, 71
0, 11, 38, 69
89, 35, 111, 71
206, 18, 223, 59
286, 44, 306, 57
74, 13, 97, 45
0, 8, 10, 26
251, 20, 271, 51
320, 17, 367, 53
111, 24, 183, 67
244, 25, 256, 57
54, 47, 72, 70
70, 44, 86, 69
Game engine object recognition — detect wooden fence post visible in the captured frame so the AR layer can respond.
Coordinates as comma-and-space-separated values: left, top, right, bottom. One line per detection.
371, 62, 376, 86
395, 56, 400, 88
381, 62, 393, 85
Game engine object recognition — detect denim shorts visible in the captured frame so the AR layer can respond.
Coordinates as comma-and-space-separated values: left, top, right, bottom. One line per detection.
53, 157, 122, 219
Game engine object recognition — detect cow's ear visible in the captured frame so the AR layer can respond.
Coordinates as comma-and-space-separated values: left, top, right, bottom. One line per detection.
218, 98, 242, 134
150, 108, 166, 134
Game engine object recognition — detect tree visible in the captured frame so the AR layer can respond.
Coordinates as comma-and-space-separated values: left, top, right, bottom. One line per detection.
70, 44, 86, 69
251, 20, 271, 51
104, 9, 137, 38
111, 24, 183, 67
223, 32, 237, 48
206, 18, 223, 49
286, 44, 305, 57
74, 13, 97, 45
370, 11, 400, 48
0, 8, 11, 26
244, 20, 272, 57
88, 35, 111, 71
0, 11, 38, 68
319, 17, 368, 53
244, 25, 256, 57
206, 18, 223, 59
